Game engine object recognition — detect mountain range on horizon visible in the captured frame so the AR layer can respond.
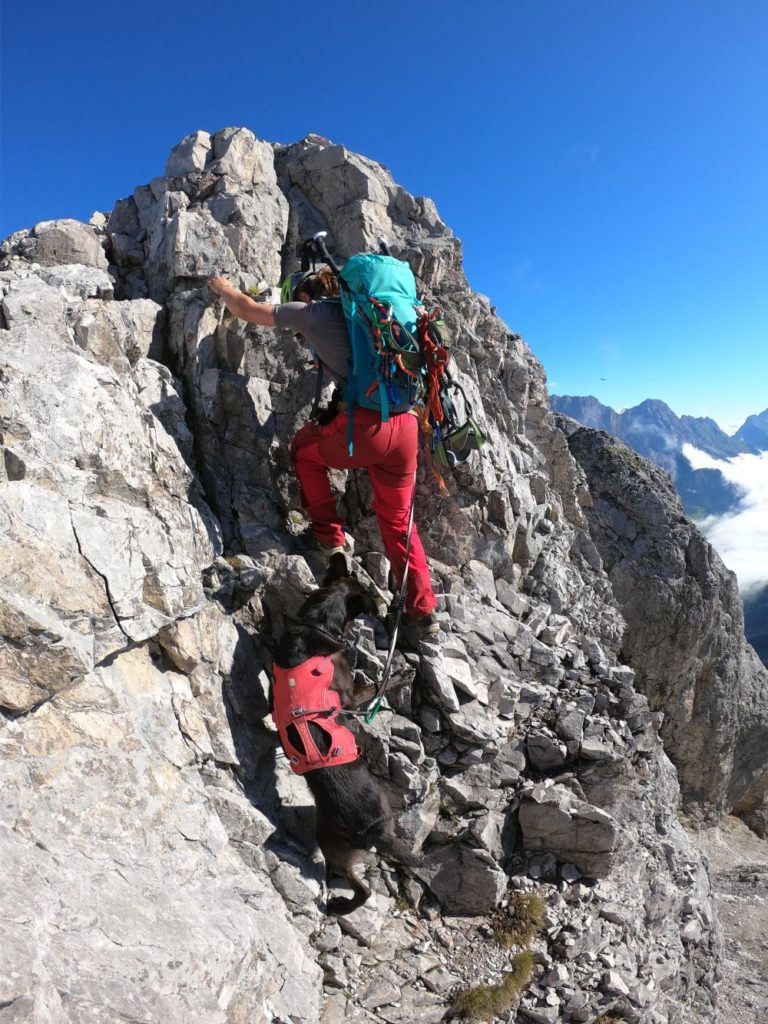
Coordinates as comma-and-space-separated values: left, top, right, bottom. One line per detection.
550, 394, 768, 518
551, 395, 768, 459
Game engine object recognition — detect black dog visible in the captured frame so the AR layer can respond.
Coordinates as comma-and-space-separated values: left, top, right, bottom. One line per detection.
273, 554, 421, 915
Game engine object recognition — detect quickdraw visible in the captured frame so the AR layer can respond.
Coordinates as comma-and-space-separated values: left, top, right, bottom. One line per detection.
416, 307, 451, 426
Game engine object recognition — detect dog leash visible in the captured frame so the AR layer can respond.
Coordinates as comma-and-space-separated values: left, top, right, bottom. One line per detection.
364, 476, 417, 723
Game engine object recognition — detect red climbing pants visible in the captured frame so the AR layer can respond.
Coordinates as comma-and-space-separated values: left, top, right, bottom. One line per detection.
291, 409, 437, 618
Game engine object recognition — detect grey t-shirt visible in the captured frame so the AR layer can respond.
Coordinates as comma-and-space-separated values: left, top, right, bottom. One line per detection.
274, 299, 351, 382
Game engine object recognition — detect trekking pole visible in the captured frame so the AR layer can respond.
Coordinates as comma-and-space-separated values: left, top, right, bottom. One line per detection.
377, 236, 392, 256
312, 231, 343, 274
365, 476, 417, 723
300, 237, 316, 272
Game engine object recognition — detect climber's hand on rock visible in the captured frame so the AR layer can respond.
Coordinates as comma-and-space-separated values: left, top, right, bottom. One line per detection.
208, 276, 233, 297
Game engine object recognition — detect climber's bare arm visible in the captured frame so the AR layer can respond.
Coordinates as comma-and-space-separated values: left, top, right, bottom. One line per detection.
208, 277, 277, 326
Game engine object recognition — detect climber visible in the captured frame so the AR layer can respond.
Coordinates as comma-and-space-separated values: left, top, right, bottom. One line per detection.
207, 271, 439, 640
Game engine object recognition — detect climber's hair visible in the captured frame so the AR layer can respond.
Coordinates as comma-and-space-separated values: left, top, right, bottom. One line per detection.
302, 266, 339, 300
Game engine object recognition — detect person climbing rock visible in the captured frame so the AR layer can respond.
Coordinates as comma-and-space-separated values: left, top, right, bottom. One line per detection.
208, 270, 439, 639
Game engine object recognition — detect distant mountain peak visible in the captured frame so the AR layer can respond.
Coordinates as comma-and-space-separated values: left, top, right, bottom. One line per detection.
635, 398, 674, 413
734, 407, 768, 452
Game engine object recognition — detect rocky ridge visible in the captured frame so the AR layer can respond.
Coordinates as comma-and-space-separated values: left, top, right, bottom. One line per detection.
556, 418, 768, 835
1, 127, 763, 1022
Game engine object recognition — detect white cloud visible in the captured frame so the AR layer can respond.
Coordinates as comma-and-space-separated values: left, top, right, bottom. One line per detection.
682, 444, 768, 593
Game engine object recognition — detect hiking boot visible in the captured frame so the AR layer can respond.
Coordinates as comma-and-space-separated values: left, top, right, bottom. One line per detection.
314, 531, 354, 560
319, 544, 347, 560
398, 612, 441, 648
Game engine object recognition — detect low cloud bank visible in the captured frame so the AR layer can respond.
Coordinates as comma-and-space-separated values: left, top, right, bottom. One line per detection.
682, 444, 768, 593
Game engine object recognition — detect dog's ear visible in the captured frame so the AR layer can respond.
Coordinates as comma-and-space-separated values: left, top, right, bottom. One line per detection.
323, 552, 349, 587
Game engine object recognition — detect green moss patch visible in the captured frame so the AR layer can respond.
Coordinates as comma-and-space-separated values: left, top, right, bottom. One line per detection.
452, 952, 535, 1020
491, 892, 547, 948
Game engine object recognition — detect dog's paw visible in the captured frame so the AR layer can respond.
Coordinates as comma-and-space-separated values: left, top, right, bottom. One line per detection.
326, 895, 362, 916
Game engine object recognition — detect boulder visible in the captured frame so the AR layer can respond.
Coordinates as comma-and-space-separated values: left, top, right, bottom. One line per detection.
0, 646, 322, 1024
416, 844, 507, 914
165, 129, 212, 175
0, 283, 217, 710
33, 218, 109, 269
519, 783, 619, 877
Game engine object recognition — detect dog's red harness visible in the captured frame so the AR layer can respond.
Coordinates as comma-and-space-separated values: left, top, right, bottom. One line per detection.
272, 656, 359, 775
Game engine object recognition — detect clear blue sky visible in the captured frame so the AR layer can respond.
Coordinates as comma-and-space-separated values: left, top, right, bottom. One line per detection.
2, 1, 766, 430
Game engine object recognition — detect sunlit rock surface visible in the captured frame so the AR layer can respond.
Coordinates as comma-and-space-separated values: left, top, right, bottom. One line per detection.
3, 126, 763, 1022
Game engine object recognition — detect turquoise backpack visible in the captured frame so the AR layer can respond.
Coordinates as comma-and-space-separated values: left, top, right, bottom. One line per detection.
337, 253, 426, 438
298, 237, 485, 465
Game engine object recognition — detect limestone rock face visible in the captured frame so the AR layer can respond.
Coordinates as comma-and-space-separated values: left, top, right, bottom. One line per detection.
0, 278, 217, 712
0, 645, 322, 1024
0, 129, 741, 1022
109, 125, 287, 304
558, 419, 768, 834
